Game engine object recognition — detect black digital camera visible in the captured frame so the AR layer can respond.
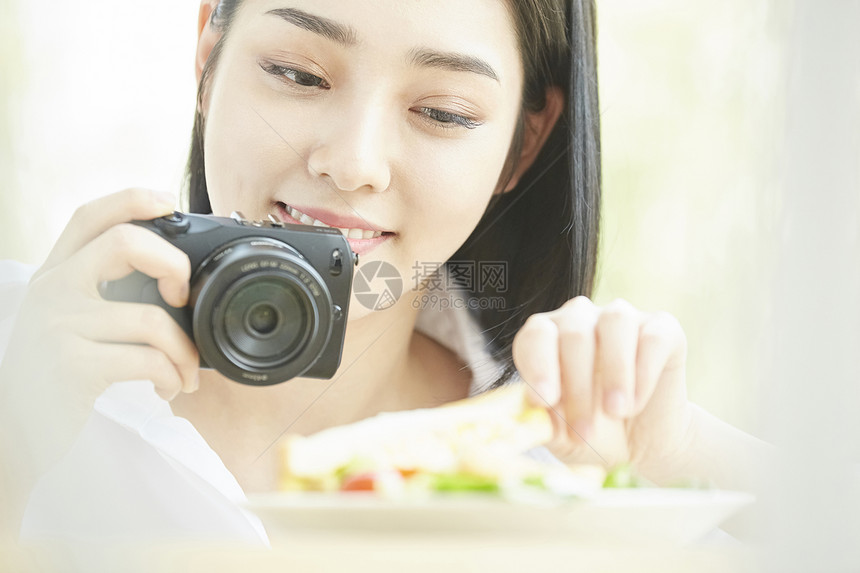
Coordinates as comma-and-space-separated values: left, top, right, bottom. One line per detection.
102, 211, 357, 386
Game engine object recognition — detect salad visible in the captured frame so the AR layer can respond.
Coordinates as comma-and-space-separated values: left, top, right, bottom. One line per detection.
277, 384, 608, 500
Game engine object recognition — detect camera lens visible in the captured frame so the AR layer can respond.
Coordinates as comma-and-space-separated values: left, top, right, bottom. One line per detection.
222, 277, 312, 363
190, 237, 335, 385
247, 302, 279, 336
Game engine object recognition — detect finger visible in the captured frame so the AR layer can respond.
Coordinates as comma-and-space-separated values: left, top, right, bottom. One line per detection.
71, 223, 191, 308
38, 188, 177, 278
595, 299, 641, 419
67, 300, 200, 394
71, 338, 186, 402
634, 311, 687, 414
554, 296, 599, 440
512, 314, 561, 406
543, 407, 587, 461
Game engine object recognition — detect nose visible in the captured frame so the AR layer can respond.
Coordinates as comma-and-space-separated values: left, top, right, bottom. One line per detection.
306, 97, 392, 194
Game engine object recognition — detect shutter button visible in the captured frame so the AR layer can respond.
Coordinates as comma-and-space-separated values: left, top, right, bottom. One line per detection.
155, 211, 191, 236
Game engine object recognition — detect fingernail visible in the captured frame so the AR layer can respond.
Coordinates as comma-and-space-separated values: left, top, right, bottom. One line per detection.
533, 379, 560, 406
605, 390, 628, 417
573, 419, 592, 442
183, 374, 199, 394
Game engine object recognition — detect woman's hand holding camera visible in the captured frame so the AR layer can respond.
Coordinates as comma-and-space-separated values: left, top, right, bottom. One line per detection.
512, 296, 696, 483
0, 189, 200, 508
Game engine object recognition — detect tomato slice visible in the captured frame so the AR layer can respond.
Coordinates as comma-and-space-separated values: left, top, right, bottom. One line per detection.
340, 472, 378, 492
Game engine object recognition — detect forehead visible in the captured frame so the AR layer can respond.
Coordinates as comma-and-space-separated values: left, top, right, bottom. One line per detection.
233, 0, 524, 85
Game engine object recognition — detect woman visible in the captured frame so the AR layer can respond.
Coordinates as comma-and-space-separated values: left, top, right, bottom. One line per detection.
0, 0, 767, 542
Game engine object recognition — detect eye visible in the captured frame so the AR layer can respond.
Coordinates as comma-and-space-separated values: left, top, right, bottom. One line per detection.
261, 62, 330, 89
417, 107, 482, 130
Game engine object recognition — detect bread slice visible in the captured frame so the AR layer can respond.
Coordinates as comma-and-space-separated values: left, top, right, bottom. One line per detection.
278, 383, 555, 491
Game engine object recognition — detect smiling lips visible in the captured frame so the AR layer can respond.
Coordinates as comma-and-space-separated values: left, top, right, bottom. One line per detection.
275, 202, 394, 255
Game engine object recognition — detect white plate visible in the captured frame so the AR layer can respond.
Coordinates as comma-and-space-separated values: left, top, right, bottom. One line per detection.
245, 488, 754, 546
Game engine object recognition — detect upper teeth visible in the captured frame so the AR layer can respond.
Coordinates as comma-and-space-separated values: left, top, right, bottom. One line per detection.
285, 205, 384, 240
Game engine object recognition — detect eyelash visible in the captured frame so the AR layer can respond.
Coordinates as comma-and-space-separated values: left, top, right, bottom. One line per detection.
261, 62, 330, 89
260, 61, 483, 130
416, 108, 482, 130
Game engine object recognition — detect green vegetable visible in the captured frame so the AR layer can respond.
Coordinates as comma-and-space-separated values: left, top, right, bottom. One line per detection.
522, 475, 546, 489
334, 457, 379, 482
430, 473, 500, 493
603, 463, 644, 488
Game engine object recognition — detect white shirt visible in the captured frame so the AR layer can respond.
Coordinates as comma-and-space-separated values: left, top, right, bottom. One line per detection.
0, 260, 559, 545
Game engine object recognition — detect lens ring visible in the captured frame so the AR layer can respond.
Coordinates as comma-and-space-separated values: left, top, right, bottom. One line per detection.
218, 274, 315, 367
190, 239, 334, 385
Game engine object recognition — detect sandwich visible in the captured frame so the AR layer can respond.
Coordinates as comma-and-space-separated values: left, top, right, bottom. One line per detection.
278, 383, 606, 499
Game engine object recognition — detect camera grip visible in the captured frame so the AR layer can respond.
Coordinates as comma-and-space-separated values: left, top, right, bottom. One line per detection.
100, 271, 194, 340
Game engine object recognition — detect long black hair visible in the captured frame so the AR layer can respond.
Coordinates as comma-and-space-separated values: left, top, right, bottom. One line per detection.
184, 0, 601, 392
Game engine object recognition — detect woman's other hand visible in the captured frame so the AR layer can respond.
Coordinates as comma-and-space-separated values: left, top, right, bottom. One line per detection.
512, 296, 695, 483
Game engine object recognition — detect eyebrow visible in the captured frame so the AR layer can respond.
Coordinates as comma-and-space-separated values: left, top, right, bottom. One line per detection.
263, 9, 498, 84
265, 8, 358, 46
408, 48, 500, 83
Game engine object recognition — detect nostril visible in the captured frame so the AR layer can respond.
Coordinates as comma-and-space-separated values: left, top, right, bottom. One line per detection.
306, 142, 392, 194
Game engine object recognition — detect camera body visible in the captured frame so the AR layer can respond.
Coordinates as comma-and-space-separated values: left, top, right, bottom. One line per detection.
102, 212, 356, 386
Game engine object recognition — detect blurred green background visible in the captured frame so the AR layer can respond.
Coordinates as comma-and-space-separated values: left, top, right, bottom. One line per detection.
0, 1, 790, 434
592, 1, 787, 434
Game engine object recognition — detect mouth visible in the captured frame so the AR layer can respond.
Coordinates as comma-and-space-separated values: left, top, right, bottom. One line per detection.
276, 201, 395, 241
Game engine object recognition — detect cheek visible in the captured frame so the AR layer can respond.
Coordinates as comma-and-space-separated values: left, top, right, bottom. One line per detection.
202, 65, 308, 216
395, 131, 513, 262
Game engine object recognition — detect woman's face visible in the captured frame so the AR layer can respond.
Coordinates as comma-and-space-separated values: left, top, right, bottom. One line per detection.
202, 0, 524, 318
